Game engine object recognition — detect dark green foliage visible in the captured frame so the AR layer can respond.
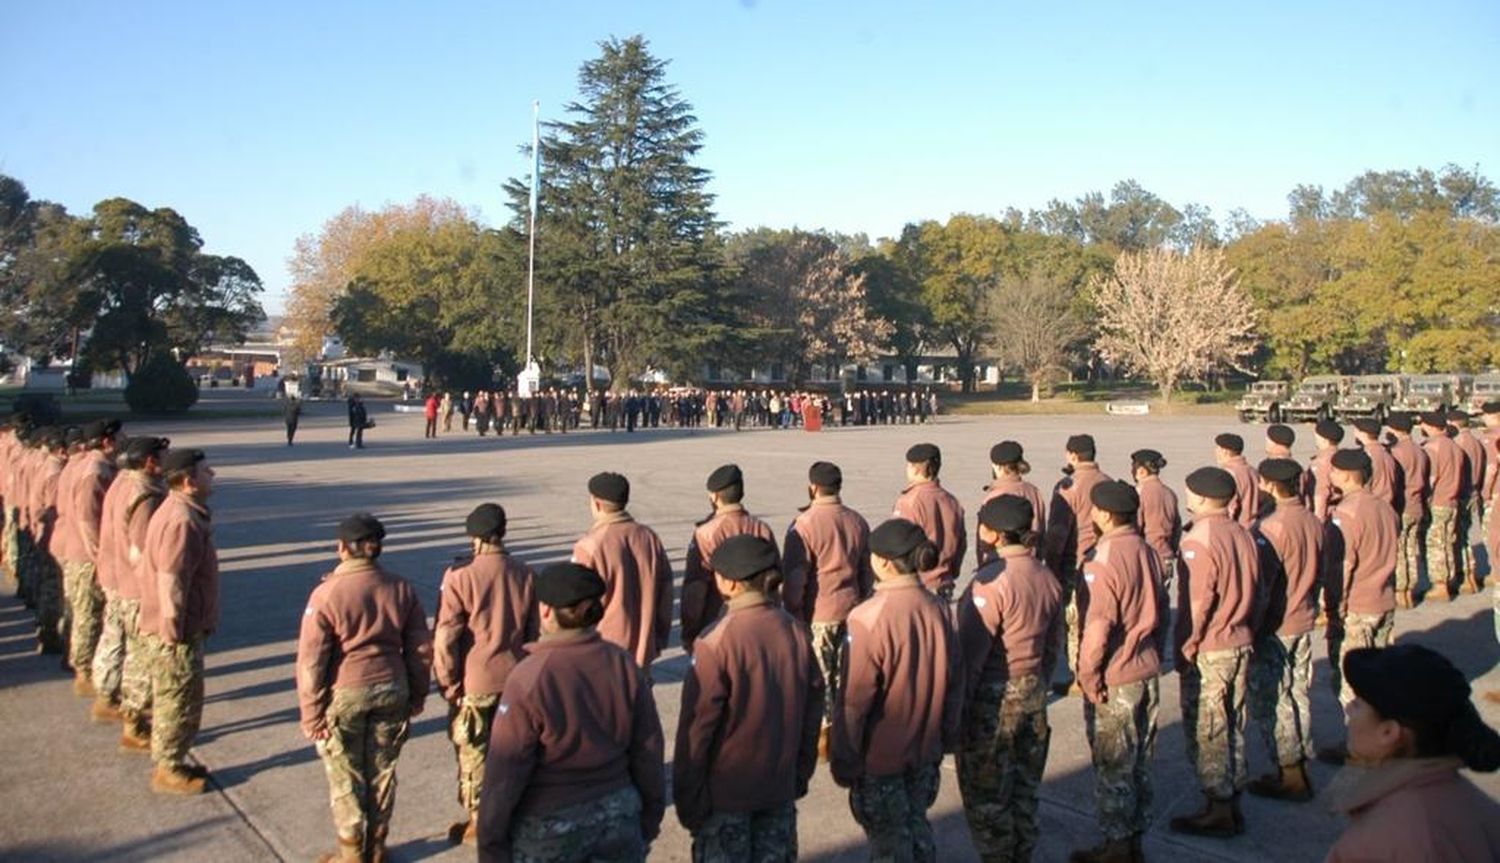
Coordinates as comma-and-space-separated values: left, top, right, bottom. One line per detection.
124, 353, 199, 414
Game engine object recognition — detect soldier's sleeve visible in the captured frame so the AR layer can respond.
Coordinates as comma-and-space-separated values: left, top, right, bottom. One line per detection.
401, 588, 434, 713
77, 470, 108, 560
478, 688, 542, 863
1335, 510, 1359, 616
431, 569, 466, 697
154, 518, 195, 643
780, 522, 812, 622
796, 623, 825, 796
1179, 538, 1213, 663
1076, 563, 1114, 703
295, 592, 336, 738
953, 501, 969, 576
679, 530, 709, 649
955, 581, 1001, 701
1043, 488, 1074, 572
652, 540, 674, 657
521, 567, 541, 644
939, 606, 965, 752
831, 615, 879, 787
672, 641, 726, 831
627, 668, 667, 842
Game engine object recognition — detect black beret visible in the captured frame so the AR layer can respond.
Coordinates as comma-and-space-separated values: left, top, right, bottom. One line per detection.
84, 419, 122, 441
1352, 418, 1381, 436
808, 461, 842, 488
905, 443, 940, 464
1420, 411, 1447, 428
1214, 433, 1245, 454
338, 512, 386, 544
1266, 424, 1296, 446
989, 441, 1023, 466
587, 472, 630, 505
1445, 409, 1470, 425
1344, 644, 1470, 732
535, 562, 606, 607
869, 518, 928, 559
1258, 458, 1302, 484
1386, 412, 1414, 432
1483, 401, 1500, 415
63, 426, 84, 447
161, 448, 206, 475
1065, 434, 1096, 456
1090, 480, 1140, 515
1186, 466, 1236, 500
125, 436, 170, 462
978, 494, 1033, 533
709, 534, 780, 581
706, 464, 743, 492
1130, 448, 1166, 470
1315, 420, 1345, 444
1331, 448, 1371, 473
465, 503, 506, 538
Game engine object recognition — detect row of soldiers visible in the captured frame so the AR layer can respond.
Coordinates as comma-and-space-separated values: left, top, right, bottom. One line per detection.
0, 415, 218, 797
287, 402, 1494, 863
7, 405, 1497, 862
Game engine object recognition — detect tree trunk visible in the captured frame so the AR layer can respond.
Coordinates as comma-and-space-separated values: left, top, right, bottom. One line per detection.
582, 322, 595, 399
1031, 380, 1041, 402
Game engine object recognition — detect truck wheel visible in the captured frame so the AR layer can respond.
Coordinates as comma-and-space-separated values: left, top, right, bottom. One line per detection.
1270, 406, 1282, 424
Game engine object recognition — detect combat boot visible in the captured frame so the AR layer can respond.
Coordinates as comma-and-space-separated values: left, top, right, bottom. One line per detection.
315, 834, 362, 863
446, 817, 477, 846
73, 672, 95, 698
1459, 577, 1481, 595
1169, 794, 1238, 838
1069, 836, 1134, 863
817, 726, 831, 762
1425, 587, 1451, 603
119, 716, 151, 754
91, 698, 123, 724
151, 764, 207, 795
1247, 761, 1314, 801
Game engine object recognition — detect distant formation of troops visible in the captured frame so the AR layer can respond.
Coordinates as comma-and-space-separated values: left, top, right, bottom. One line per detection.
5, 401, 1500, 863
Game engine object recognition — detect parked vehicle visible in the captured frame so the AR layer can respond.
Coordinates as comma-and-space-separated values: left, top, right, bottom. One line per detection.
1335, 374, 1406, 422
1284, 375, 1351, 423
1237, 380, 1291, 423
1467, 373, 1500, 415
1396, 374, 1465, 415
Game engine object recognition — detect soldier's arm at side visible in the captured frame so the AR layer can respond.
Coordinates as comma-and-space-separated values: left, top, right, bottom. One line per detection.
939, 605, 965, 752
671, 642, 725, 831
154, 519, 194, 643
627, 670, 667, 842
1077, 565, 1114, 704
477, 692, 542, 863
795, 625, 825, 797
830, 616, 878, 786
1043, 491, 1073, 571
679, 534, 708, 649
1337, 516, 1359, 618
1179, 540, 1214, 666
295, 595, 336, 740
77, 472, 108, 560
431, 569, 466, 699
780, 523, 811, 621
401, 589, 434, 716
954, 582, 1000, 703
651, 541, 674, 657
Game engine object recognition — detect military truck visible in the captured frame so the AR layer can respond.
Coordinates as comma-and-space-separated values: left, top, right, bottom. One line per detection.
1335, 374, 1406, 423
1284, 375, 1350, 423
1467, 373, 1500, 415
1396, 374, 1465, 415
1236, 380, 1291, 423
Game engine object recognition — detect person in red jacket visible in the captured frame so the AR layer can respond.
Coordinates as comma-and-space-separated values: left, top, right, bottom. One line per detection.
424, 392, 440, 439
1326, 644, 1500, 863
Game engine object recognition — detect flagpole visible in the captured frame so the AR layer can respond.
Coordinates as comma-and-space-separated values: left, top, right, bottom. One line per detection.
525, 100, 539, 368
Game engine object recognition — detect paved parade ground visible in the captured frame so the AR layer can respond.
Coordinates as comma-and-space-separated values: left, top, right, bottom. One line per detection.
1, 403, 1497, 862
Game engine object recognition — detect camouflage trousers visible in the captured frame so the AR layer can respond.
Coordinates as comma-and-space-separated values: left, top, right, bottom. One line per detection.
691, 801, 797, 863
956, 674, 1050, 862
447, 692, 499, 815
146, 634, 205, 768
513, 785, 646, 863
1493, 580, 1499, 644
119, 599, 156, 722
314, 682, 412, 850
13, 527, 34, 603
1327, 611, 1393, 706
31, 550, 64, 651
848, 761, 941, 863
1084, 678, 1158, 841
1458, 498, 1480, 584
1427, 506, 1457, 596
1180, 647, 1250, 799
1054, 568, 1081, 684
1248, 632, 1314, 767
1395, 511, 1424, 595
809, 621, 847, 729
92, 592, 145, 707
62, 560, 104, 672
1, 508, 17, 590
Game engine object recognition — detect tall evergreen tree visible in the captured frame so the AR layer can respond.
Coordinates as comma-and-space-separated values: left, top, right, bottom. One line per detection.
505, 35, 728, 391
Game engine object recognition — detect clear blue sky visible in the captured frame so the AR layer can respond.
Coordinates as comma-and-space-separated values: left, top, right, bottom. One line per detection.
3, 1, 1497, 313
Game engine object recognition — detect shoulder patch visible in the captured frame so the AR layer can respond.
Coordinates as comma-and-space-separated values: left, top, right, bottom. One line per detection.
303, 606, 314, 617
973, 595, 988, 609
1182, 550, 1196, 560
498, 700, 510, 715
1331, 518, 1342, 527
1084, 572, 1096, 584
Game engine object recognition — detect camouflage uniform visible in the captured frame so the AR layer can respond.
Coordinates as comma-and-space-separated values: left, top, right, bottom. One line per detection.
91, 591, 134, 703
1426, 506, 1457, 596
314, 681, 412, 851
1326, 611, 1393, 705
119, 600, 154, 730
33, 551, 64, 651
1248, 633, 1314, 767
1084, 678, 1158, 841
1180, 647, 1250, 799
447, 692, 499, 817
691, 801, 797, 863
1394, 512, 1423, 597
809, 621, 846, 727
148, 634, 205, 768
1458, 499, 1477, 585
16, 528, 36, 606
956, 674, 1049, 862
849, 761, 941, 863
512, 785, 646, 863
1, 507, 18, 590
1061, 575, 1081, 685
63, 560, 104, 672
